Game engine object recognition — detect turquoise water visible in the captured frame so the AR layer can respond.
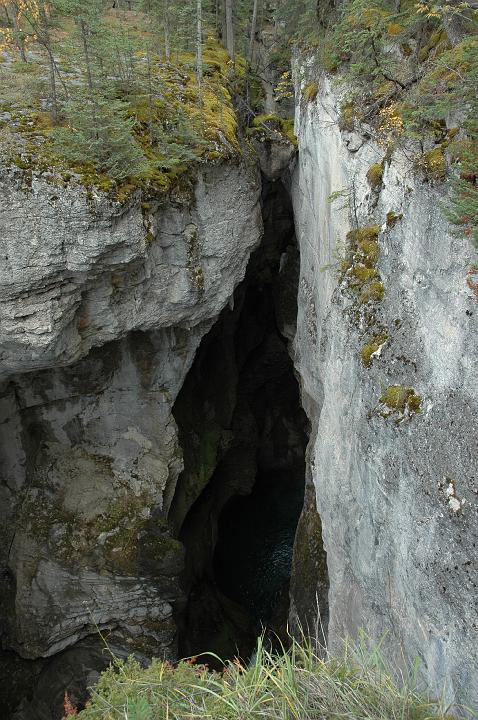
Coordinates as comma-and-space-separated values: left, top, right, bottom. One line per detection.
213, 469, 304, 623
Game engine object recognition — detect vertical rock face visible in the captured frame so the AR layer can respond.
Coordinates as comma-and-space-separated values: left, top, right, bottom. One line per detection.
291, 74, 478, 707
0, 160, 262, 717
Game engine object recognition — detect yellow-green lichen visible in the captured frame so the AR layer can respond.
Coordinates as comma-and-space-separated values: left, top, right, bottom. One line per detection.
361, 333, 389, 367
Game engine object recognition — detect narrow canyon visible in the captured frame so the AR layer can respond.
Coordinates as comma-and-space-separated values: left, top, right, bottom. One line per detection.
0, 45, 477, 720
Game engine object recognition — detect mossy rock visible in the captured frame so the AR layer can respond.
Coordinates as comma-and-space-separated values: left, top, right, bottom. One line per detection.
418, 28, 450, 63
341, 225, 383, 301
386, 211, 403, 228
359, 280, 385, 304
361, 333, 388, 367
366, 161, 384, 189
358, 237, 380, 263
338, 102, 356, 132
351, 264, 378, 285
248, 113, 297, 147
303, 82, 319, 102
347, 225, 380, 245
416, 146, 447, 181
378, 385, 422, 420
346, 225, 381, 266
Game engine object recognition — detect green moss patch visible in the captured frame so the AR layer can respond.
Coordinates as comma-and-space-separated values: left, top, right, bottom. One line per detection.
338, 102, 356, 132
360, 280, 385, 304
361, 333, 388, 367
416, 146, 447, 182
378, 385, 422, 421
303, 82, 319, 102
247, 113, 297, 147
386, 211, 403, 228
366, 161, 384, 189
341, 225, 384, 310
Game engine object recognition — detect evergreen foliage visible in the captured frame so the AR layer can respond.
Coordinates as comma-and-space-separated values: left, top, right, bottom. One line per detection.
52, 96, 148, 180
1, 0, 477, 242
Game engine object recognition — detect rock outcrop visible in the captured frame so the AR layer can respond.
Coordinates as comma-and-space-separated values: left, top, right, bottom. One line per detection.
0, 160, 262, 717
291, 73, 478, 708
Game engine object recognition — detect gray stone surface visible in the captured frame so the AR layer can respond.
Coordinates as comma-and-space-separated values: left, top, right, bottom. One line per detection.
291, 72, 478, 709
0, 159, 262, 707
0, 163, 262, 378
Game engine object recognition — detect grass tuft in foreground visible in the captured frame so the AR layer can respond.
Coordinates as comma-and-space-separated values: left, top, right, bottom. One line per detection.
75, 633, 457, 720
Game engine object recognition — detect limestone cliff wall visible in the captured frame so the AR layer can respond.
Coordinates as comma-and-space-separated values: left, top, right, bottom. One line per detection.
0, 160, 262, 716
291, 73, 478, 708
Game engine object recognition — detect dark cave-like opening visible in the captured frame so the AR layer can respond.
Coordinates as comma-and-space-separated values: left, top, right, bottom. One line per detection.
170, 178, 312, 661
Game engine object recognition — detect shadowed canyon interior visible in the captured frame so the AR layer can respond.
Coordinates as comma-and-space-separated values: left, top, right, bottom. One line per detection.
171, 178, 315, 661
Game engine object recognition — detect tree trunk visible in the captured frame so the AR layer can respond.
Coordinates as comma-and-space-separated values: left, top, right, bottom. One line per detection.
221, 0, 227, 45
80, 20, 95, 95
225, 0, 234, 61
163, 0, 171, 60
146, 47, 154, 144
249, 0, 259, 64
196, 0, 203, 90
12, 7, 27, 62
47, 50, 58, 123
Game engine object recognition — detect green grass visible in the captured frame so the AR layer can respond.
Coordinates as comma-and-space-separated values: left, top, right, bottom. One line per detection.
76, 633, 455, 720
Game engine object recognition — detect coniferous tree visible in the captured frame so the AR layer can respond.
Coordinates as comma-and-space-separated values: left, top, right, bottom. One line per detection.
53, 95, 149, 179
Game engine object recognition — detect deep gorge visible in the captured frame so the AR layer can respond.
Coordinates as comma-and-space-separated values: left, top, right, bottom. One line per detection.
171, 176, 317, 662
